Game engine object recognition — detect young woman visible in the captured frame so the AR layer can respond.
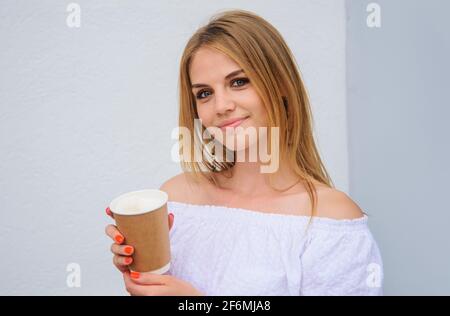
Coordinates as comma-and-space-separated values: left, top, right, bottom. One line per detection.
105, 9, 383, 296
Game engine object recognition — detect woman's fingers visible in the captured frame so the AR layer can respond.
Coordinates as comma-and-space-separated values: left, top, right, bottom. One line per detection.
105, 206, 114, 219
113, 254, 133, 266
113, 255, 133, 272
105, 224, 124, 244
111, 243, 134, 256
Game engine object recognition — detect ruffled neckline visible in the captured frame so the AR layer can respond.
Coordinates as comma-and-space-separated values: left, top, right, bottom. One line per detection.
167, 200, 369, 230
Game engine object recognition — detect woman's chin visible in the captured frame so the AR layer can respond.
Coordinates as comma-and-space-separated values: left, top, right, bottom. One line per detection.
218, 137, 257, 157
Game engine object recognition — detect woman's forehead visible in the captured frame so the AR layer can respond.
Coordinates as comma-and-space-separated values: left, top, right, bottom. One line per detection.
189, 48, 240, 82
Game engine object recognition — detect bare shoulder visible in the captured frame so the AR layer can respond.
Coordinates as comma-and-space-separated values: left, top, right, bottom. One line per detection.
159, 172, 207, 203
315, 188, 364, 220
159, 173, 190, 201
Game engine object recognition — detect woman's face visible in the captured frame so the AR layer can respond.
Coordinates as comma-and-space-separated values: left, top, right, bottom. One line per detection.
189, 46, 268, 153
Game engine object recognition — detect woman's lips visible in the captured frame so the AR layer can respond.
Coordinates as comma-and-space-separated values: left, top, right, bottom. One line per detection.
219, 117, 249, 130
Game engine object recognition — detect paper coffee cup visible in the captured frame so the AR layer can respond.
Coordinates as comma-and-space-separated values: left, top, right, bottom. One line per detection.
109, 189, 171, 275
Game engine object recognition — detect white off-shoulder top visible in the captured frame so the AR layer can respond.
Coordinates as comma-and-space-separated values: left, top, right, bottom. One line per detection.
166, 201, 384, 296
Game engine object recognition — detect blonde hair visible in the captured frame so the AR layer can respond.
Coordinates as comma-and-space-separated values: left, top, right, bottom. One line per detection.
177, 9, 335, 217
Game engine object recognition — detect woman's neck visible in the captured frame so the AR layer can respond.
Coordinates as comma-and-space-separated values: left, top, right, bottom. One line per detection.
214, 156, 302, 197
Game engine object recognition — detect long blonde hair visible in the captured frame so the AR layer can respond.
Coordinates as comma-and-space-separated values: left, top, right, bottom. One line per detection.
177, 9, 335, 217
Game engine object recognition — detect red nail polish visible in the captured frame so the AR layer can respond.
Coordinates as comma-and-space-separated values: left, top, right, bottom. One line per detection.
130, 271, 140, 279
115, 235, 124, 244
125, 257, 133, 264
124, 246, 133, 255
106, 207, 112, 216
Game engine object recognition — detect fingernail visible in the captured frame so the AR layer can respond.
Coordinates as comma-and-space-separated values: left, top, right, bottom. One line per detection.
125, 257, 133, 264
170, 213, 174, 219
124, 246, 133, 255
115, 234, 124, 244
106, 207, 112, 216
130, 271, 140, 279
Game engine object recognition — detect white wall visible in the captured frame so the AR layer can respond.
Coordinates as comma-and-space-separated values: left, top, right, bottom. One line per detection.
0, 0, 347, 295
346, 0, 450, 295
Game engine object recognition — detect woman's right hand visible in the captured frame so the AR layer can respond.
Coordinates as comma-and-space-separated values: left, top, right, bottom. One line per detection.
104, 207, 174, 273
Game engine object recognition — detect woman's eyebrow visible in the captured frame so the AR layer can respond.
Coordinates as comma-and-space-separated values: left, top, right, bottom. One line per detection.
191, 69, 244, 89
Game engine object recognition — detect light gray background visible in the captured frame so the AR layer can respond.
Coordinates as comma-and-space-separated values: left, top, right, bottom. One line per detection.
0, 0, 447, 295
346, 0, 450, 295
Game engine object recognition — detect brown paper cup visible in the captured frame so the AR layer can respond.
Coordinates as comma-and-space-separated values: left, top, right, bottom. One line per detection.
109, 189, 171, 274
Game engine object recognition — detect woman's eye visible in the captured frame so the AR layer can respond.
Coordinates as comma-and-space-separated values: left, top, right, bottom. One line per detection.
196, 90, 211, 100
195, 78, 249, 100
231, 78, 249, 87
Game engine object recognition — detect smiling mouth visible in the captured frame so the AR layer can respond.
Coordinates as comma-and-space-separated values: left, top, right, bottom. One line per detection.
219, 117, 249, 130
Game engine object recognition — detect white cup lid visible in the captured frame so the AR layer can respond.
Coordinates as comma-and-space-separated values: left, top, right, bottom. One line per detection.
109, 189, 168, 216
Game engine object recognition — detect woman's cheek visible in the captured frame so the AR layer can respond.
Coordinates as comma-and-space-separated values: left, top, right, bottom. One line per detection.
196, 107, 208, 124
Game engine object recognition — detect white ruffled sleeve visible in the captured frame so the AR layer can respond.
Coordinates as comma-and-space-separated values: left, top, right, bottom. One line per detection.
299, 219, 384, 296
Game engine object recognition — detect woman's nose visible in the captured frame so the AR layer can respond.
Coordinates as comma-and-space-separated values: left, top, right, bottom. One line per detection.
214, 90, 236, 115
